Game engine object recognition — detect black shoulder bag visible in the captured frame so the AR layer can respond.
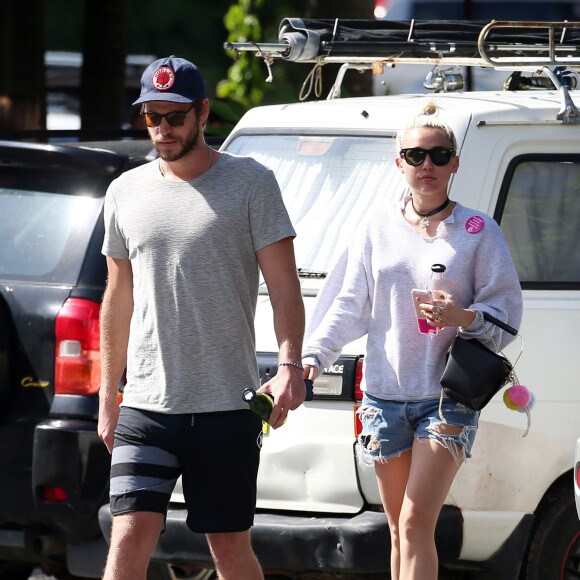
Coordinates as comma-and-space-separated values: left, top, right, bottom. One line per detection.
440, 312, 520, 412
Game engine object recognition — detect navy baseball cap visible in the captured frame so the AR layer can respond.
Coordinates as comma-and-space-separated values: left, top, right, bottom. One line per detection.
133, 56, 207, 105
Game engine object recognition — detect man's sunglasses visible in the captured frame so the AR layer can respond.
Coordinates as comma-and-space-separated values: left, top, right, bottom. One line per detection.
141, 104, 195, 128
399, 146, 456, 167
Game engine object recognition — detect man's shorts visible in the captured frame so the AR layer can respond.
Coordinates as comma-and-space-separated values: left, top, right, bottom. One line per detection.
110, 406, 263, 533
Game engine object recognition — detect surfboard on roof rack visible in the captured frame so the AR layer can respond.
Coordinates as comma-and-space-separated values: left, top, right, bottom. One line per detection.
225, 19, 580, 68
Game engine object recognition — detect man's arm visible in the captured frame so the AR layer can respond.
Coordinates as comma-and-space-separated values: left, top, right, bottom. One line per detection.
256, 237, 305, 428
98, 257, 133, 453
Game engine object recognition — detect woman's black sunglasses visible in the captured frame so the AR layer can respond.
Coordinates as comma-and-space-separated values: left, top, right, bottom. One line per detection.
141, 104, 195, 128
400, 146, 456, 167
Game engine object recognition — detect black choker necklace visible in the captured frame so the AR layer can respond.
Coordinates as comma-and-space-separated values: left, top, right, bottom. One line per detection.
411, 197, 450, 229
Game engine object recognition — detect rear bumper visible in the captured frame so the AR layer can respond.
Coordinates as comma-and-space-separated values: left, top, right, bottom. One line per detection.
32, 418, 111, 541
98, 504, 463, 573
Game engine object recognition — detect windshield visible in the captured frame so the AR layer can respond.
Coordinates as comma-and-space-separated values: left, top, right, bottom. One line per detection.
226, 134, 405, 273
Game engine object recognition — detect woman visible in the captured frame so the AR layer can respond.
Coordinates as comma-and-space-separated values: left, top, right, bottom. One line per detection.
301, 103, 522, 580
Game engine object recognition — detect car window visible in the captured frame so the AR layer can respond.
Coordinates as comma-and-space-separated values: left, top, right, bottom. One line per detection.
226, 134, 405, 273
0, 188, 103, 284
500, 157, 580, 286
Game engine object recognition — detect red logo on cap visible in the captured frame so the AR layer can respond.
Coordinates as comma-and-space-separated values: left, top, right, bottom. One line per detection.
466, 215, 484, 234
152, 66, 175, 91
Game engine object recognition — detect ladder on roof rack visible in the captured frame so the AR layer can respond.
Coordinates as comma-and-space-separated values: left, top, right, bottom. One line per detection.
479, 21, 580, 67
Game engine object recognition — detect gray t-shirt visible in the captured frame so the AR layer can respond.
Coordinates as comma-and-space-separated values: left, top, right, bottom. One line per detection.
102, 152, 295, 413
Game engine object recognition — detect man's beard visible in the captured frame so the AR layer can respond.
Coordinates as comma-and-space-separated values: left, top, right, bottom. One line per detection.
154, 122, 201, 162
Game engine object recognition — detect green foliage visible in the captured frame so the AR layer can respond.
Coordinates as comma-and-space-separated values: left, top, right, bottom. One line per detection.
44, 0, 371, 132
217, 0, 266, 109
212, 0, 299, 134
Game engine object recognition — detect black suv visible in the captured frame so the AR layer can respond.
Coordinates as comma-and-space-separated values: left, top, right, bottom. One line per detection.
0, 139, 155, 579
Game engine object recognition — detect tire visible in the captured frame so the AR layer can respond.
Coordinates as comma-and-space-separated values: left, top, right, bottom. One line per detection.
0, 562, 33, 580
521, 482, 580, 580
146, 562, 177, 580
147, 563, 217, 579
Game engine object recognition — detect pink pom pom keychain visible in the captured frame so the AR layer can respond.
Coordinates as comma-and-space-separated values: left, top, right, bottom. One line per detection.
503, 383, 534, 437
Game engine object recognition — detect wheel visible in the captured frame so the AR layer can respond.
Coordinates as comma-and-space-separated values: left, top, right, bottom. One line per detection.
30, 562, 93, 580
0, 561, 34, 580
147, 562, 217, 580
146, 561, 177, 580
521, 482, 580, 580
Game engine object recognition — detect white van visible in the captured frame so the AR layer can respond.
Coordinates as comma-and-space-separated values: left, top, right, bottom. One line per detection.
95, 19, 580, 580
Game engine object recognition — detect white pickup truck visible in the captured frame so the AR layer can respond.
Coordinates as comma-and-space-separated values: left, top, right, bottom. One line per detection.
94, 19, 580, 580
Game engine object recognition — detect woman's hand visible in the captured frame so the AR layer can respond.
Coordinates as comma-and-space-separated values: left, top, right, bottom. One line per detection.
421, 293, 476, 330
303, 364, 319, 382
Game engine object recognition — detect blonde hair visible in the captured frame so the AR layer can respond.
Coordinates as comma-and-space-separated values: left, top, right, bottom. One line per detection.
396, 101, 457, 151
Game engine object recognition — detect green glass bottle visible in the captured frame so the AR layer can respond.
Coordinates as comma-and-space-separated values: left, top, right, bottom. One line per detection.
242, 387, 274, 422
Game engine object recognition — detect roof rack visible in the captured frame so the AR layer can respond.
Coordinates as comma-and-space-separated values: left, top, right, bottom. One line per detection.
225, 19, 580, 69
224, 19, 580, 120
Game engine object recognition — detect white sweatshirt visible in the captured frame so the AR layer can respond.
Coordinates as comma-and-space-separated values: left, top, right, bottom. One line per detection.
302, 199, 523, 402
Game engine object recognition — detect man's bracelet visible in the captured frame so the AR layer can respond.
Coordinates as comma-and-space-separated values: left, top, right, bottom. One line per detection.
278, 361, 304, 371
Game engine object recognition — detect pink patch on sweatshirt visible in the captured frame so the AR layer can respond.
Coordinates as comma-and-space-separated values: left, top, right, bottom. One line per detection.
466, 216, 484, 234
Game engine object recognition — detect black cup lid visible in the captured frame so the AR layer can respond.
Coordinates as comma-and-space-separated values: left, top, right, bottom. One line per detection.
431, 263, 446, 273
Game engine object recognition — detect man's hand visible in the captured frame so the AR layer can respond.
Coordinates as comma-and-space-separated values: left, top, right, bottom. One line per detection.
260, 366, 306, 429
98, 395, 120, 454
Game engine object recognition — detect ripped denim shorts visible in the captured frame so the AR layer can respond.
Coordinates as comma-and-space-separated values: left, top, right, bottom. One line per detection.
356, 392, 479, 466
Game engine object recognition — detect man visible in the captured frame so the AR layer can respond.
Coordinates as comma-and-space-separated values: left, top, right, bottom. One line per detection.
98, 55, 305, 580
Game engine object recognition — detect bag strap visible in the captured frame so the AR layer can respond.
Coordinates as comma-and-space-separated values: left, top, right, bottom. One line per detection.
446, 313, 531, 437
481, 312, 523, 371
482, 312, 518, 336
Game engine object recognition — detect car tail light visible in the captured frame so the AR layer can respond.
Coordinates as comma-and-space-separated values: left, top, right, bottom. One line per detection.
55, 298, 101, 395
39, 485, 69, 502
354, 359, 364, 438
576, 464, 580, 489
